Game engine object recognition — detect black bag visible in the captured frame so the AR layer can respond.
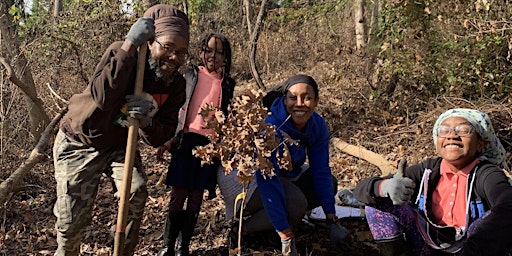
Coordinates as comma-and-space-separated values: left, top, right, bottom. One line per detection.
261, 85, 285, 109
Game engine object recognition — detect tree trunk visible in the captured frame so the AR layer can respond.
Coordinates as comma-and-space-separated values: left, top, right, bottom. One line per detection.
331, 138, 395, 176
366, 0, 382, 90
182, 0, 189, 16
243, 0, 254, 37
0, 108, 65, 207
247, 0, 268, 90
354, 0, 366, 50
53, 0, 63, 16
0, 2, 50, 143
368, 0, 381, 46
142, 0, 159, 9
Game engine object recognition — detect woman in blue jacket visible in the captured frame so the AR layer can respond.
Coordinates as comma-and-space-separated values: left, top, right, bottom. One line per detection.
218, 75, 348, 255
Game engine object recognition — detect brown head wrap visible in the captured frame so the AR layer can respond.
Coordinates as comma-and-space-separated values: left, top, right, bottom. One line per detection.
143, 4, 190, 43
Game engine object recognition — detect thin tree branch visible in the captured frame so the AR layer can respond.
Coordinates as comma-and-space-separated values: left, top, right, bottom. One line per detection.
331, 137, 396, 176
46, 82, 68, 105
0, 56, 42, 106
248, 0, 268, 90
0, 107, 67, 207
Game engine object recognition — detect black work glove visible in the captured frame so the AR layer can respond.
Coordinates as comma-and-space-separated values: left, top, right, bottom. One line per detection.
326, 218, 349, 246
379, 158, 416, 205
126, 17, 155, 47
281, 237, 298, 256
125, 95, 152, 128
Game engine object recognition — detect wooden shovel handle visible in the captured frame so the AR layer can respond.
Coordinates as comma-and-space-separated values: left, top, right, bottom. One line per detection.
113, 45, 147, 256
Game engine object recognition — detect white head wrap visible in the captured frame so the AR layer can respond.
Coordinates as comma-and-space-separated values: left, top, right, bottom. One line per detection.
432, 108, 506, 167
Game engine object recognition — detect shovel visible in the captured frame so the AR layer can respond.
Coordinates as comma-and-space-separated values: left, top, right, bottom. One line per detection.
113, 44, 147, 256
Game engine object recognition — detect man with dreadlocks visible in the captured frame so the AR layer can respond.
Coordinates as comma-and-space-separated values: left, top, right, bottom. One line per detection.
155, 33, 236, 256
52, 4, 190, 255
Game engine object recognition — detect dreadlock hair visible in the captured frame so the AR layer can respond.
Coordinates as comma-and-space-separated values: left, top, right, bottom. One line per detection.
199, 33, 232, 80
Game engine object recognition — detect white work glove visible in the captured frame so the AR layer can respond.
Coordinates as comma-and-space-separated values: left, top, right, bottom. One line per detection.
281, 237, 298, 256
379, 158, 416, 205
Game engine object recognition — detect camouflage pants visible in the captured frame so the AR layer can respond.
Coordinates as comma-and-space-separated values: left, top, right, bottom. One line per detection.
53, 130, 148, 256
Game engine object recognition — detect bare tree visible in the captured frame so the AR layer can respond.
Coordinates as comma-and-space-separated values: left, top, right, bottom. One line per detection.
182, 0, 189, 16
354, 0, 366, 50
53, 0, 63, 16
366, 0, 382, 89
142, 0, 159, 9
0, 1, 50, 143
245, 0, 268, 90
368, 0, 381, 46
0, 108, 65, 206
243, 0, 254, 36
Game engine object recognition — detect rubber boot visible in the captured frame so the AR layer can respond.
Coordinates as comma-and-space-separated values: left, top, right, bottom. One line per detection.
157, 211, 184, 256
227, 222, 238, 250
176, 210, 199, 256
376, 236, 410, 256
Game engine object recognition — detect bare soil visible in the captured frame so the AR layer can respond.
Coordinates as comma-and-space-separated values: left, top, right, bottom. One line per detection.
2, 58, 512, 256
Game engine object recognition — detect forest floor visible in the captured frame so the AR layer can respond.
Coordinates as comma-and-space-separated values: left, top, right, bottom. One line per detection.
0, 143, 374, 256
0, 140, 384, 256
2, 88, 511, 256
2, 45, 512, 256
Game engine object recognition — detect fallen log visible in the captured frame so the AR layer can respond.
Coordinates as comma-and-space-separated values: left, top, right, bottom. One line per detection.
0, 108, 66, 206
331, 137, 396, 176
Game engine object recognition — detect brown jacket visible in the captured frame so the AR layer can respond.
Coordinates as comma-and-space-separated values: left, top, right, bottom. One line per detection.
60, 41, 186, 148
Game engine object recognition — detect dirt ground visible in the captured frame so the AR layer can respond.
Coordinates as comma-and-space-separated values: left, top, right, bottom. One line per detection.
0, 141, 383, 256
3, 1, 512, 255
2, 69, 512, 256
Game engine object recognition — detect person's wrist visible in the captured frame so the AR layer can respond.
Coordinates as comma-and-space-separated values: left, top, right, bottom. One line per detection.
377, 179, 389, 197
121, 40, 137, 56
278, 229, 294, 240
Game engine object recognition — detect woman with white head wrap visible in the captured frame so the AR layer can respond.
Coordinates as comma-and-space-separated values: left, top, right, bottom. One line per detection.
354, 108, 512, 256
432, 108, 506, 168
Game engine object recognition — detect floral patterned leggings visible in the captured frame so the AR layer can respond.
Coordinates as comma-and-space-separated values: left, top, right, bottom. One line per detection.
365, 201, 489, 256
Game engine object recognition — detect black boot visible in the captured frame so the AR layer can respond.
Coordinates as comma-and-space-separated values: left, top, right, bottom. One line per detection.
228, 224, 238, 250
176, 210, 199, 256
158, 211, 184, 256
376, 236, 411, 256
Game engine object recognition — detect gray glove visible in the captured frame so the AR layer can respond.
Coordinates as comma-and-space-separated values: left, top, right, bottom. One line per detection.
379, 158, 416, 205
126, 17, 155, 47
281, 237, 298, 256
125, 95, 152, 128
327, 218, 349, 246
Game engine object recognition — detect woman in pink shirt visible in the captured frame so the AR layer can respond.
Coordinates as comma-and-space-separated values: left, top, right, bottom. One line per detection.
156, 33, 236, 256
354, 108, 512, 256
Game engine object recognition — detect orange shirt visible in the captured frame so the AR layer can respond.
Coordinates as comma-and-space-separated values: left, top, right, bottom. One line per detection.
185, 66, 222, 136
431, 158, 479, 228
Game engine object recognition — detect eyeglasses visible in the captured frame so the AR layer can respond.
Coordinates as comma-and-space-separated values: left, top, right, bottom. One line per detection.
436, 124, 474, 138
154, 40, 189, 59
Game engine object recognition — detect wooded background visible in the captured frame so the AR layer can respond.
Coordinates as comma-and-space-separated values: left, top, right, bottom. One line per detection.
1, 0, 511, 254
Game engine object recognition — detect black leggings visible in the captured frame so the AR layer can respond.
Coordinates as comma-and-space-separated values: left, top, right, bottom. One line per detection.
242, 169, 338, 233
168, 186, 203, 212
